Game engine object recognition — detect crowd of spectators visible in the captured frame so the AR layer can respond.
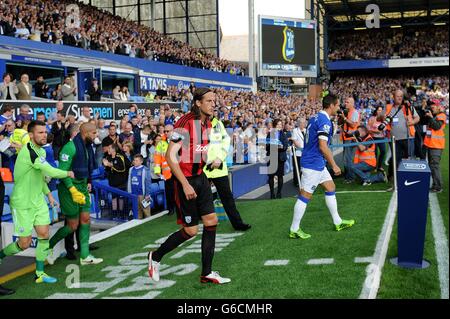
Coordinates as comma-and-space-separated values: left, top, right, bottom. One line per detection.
328, 25, 449, 61
0, 0, 244, 76
1, 75, 448, 207
328, 75, 449, 123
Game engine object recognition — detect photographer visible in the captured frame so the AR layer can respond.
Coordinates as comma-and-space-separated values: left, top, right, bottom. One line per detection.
414, 97, 430, 160
338, 97, 360, 183
423, 100, 446, 193
385, 90, 420, 185
367, 105, 387, 172
349, 125, 387, 186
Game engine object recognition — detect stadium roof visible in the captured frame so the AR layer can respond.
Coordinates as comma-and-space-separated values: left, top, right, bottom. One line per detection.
317, 0, 449, 30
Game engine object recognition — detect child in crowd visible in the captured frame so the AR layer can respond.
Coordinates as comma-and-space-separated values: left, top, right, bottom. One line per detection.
127, 154, 152, 219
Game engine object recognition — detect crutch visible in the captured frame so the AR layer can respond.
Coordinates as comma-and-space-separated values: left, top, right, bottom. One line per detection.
291, 145, 302, 193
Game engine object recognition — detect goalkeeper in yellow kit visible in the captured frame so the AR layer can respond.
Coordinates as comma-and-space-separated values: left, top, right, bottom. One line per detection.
0, 121, 74, 284
48, 123, 103, 265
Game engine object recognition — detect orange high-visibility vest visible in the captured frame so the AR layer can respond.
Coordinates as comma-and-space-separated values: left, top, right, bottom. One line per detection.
353, 136, 376, 168
154, 140, 172, 180
341, 108, 360, 141
424, 113, 446, 150
385, 104, 416, 137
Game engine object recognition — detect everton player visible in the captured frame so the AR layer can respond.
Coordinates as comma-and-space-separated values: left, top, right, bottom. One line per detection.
147, 88, 231, 284
289, 94, 355, 239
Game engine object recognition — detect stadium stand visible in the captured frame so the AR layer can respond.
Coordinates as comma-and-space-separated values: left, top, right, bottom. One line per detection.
0, 0, 244, 75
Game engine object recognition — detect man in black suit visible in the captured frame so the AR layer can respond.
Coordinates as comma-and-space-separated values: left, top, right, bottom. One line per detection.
266, 119, 289, 199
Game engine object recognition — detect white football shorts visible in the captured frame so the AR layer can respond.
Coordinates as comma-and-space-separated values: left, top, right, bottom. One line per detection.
300, 167, 333, 194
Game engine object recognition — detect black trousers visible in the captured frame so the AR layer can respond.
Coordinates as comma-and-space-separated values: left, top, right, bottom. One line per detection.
209, 175, 245, 228
165, 177, 175, 212
388, 139, 410, 180
268, 159, 285, 196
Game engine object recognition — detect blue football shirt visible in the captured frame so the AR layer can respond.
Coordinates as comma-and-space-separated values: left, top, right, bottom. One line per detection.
301, 111, 333, 171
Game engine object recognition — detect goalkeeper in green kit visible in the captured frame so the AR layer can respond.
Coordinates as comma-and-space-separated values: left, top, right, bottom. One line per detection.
48, 123, 103, 266
0, 121, 75, 284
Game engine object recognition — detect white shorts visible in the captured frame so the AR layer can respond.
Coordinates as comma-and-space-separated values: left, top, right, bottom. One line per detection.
301, 167, 333, 194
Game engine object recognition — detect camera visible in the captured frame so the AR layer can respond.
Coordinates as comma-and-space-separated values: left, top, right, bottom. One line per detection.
377, 116, 392, 131
352, 129, 362, 142
337, 108, 349, 117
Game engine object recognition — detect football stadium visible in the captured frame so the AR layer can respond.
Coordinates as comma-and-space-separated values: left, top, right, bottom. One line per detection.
0, 0, 448, 307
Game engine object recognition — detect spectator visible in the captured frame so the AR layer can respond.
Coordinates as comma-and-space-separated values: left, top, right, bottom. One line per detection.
34, 76, 49, 99
51, 110, 69, 158
48, 101, 65, 125
15, 104, 33, 124
112, 85, 121, 100
102, 123, 119, 147
52, 83, 63, 101
118, 122, 134, 150
291, 117, 306, 188
0, 73, 18, 100
266, 119, 289, 199
119, 86, 130, 101
61, 76, 77, 101
127, 154, 152, 219
122, 141, 134, 163
0, 105, 14, 128
94, 119, 109, 167
78, 106, 92, 123
87, 78, 102, 101
103, 143, 129, 191
16, 74, 32, 101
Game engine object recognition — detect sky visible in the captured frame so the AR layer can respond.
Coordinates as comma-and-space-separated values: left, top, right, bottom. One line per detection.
219, 0, 306, 36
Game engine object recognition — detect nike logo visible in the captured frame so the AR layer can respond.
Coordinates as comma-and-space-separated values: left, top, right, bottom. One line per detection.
404, 180, 421, 186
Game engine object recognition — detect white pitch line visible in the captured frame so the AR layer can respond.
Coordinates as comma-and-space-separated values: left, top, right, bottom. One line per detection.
89, 210, 169, 244
264, 260, 290, 266
354, 257, 373, 264
429, 193, 449, 299
307, 258, 334, 265
335, 190, 389, 194
359, 192, 397, 299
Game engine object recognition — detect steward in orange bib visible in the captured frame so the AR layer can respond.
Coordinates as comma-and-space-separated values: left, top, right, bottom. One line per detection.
338, 97, 360, 183
350, 125, 387, 186
423, 99, 446, 193
154, 124, 176, 214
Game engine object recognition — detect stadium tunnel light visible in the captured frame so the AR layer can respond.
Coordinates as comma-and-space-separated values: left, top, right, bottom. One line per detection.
390, 25, 402, 28
433, 22, 447, 26
354, 27, 367, 30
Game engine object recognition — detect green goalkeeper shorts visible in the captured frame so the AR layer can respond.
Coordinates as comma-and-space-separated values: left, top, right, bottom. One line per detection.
11, 204, 50, 237
58, 183, 91, 219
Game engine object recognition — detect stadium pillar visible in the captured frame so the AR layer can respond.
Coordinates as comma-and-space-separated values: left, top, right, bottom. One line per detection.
151, 0, 155, 29
248, 0, 257, 92
185, 0, 189, 44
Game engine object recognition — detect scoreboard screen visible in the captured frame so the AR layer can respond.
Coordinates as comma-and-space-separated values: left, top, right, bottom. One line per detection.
258, 16, 317, 77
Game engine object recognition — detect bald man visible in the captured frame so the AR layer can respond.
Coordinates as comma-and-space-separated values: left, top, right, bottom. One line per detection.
48, 123, 103, 265
385, 89, 420, 184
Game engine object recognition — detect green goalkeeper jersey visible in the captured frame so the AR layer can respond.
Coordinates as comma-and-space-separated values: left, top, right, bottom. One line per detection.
10, 142, 69, 210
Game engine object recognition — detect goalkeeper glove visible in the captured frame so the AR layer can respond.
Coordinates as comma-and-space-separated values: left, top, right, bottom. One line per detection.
69, 186, 86, 205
